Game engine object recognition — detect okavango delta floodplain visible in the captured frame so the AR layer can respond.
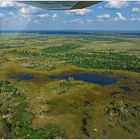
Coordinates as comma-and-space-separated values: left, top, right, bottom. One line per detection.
0, 31, 140, 139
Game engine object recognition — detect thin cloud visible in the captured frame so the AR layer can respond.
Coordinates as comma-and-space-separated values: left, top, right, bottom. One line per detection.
132, 7, 140, 13
0, 1, 14, 7
130, 17, 140, 21
37, 13, 49, 18
98, 6, 102, 9
68, 18, 85, 24
105, 1, 129, 9
115, 12, 126, 21
96, 14, 111, 20
64, 18, 93, 24
19, 7, 31, 15
65, 8, 92, 15
19, 6, 40, 17
9, 12, 15, 16
0, 1, 24, 8
52, 13, 58, 20
0, 13, 4, 17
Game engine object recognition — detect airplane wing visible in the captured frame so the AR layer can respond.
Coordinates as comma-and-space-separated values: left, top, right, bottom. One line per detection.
19, 1, 101, 10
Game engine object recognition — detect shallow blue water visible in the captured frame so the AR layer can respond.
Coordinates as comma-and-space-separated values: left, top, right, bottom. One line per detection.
10, 74, 34, 81
48, 73, 117, 85
10, 72, 117, 85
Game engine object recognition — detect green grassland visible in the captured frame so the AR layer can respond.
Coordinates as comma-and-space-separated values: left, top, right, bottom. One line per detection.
0, 32, 140, 138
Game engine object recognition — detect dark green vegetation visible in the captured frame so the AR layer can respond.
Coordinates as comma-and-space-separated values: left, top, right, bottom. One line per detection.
41, 43, 140, 73
62, 52, 140, 72
0, 32, 140, 138
43, 44, 82, 53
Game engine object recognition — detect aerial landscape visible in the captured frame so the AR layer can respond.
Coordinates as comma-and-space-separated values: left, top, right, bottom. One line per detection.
0, 1, 140, 139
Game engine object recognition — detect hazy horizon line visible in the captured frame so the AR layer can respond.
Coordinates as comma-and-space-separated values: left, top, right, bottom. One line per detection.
1, 30, 140, 32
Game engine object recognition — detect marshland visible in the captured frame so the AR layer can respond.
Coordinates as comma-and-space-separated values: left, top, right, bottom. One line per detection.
0, 31, 140, 138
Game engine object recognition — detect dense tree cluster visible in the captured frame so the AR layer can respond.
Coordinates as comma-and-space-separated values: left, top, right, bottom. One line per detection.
43, 44, 82, 53
62, 51, 140, 72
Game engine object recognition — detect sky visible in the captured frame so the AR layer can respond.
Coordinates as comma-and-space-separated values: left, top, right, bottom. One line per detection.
0, 1, 140, 30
